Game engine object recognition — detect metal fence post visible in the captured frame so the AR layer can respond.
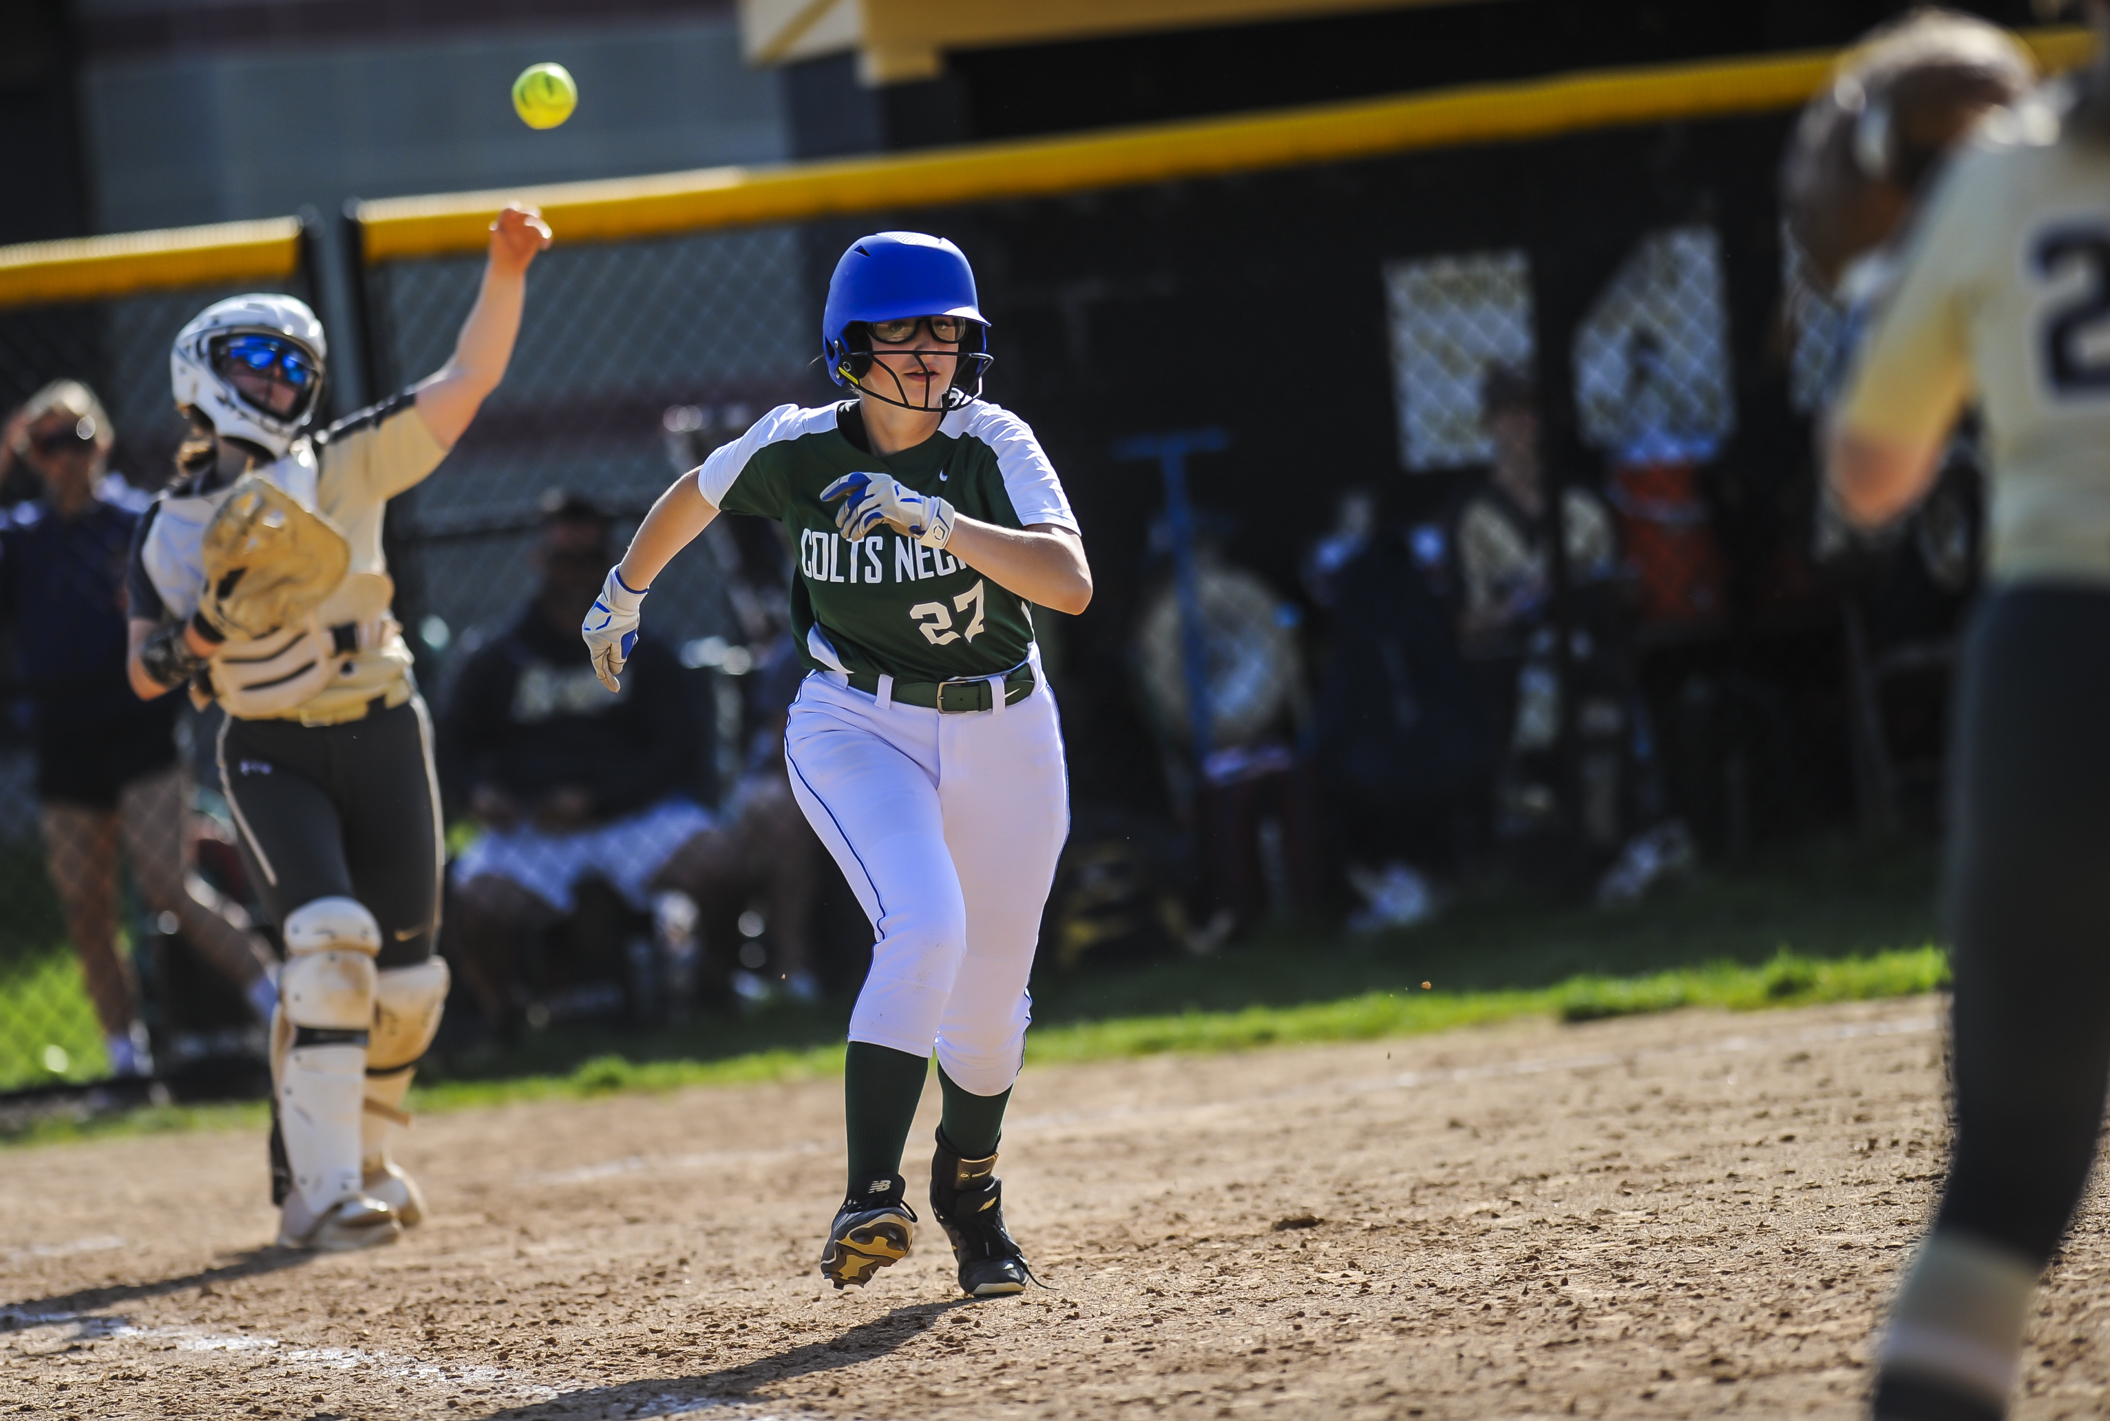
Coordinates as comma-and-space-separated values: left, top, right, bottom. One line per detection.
1113, 428, 1231, 765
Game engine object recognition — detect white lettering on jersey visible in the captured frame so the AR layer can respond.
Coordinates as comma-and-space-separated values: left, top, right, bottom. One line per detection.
806, 527, 961, 588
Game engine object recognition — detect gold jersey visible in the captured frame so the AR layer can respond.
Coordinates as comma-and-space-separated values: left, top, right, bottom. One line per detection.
1837, 101, 2110, 586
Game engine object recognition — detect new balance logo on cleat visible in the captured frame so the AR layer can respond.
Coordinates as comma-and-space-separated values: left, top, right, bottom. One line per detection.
819, 1172, 917, 1290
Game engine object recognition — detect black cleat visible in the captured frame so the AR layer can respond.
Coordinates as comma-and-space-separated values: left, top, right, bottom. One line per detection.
819, 1173, 916, 1290
930, 1135, 1037, 1298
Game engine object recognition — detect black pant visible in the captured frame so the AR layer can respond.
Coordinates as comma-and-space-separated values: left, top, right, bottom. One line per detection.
1938, 587, 2110, 1265
218, 699, 442, 969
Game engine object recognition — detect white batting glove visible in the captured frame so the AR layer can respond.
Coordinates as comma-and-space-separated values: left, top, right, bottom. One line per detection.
821, 471, 956, 548
582, 566, 647, 692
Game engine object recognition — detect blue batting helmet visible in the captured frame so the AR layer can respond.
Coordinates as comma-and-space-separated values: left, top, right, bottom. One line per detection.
821, 232, 992, 409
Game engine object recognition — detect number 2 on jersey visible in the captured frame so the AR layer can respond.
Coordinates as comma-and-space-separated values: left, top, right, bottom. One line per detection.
2034, 226, 2110, 396
909, 579, 987, 646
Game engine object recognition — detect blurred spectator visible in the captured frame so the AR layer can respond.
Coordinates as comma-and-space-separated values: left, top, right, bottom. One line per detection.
1312, 522, 1493, 930
1449, 365, 1693, 893
719, 631, 821, 1002
1450, 365, 1624, 827
440, 494, 816, 1032
0, 381, 278, 1075
1300, 487, 1375, 609
1453, 363, 1618, 649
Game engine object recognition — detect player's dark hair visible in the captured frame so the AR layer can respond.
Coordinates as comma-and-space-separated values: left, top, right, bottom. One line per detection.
176, 407, 217, 477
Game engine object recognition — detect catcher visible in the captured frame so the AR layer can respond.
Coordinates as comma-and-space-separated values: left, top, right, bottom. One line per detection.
125, 205, 550, 1252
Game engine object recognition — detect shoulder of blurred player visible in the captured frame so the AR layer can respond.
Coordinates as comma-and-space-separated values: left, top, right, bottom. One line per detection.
1878, 89, 2080, 292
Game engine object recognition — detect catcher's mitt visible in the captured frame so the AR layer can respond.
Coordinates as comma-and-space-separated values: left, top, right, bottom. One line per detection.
1781, 9, 2035, 293
198, 475, 351, 639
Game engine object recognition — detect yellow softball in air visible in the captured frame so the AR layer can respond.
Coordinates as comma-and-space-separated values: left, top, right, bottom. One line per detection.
512, 63, 577, 130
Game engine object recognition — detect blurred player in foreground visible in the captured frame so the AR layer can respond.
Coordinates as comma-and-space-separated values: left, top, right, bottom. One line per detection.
586, 231, 1089, 1297
1804, 9, 2110, 1418
2, 381, 278, 1072
125, 206, 550, 1251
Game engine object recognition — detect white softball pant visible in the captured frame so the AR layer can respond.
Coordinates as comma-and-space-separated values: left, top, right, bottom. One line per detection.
784, 664, 1069, 1096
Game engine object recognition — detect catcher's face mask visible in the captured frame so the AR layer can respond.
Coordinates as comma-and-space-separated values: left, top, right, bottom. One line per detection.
210, 333, 322, 423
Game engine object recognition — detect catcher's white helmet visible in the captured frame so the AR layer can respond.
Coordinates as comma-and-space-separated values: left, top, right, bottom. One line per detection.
171, 293, 328, 458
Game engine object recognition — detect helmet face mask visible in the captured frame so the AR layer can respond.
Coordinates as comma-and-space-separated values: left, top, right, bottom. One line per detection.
171, 294, 328, 463
208, 333, 323, 424
835, 319, 993, 413
821, 232, 993, 413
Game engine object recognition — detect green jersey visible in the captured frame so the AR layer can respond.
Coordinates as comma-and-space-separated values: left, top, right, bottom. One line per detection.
702, 399, 1077, 682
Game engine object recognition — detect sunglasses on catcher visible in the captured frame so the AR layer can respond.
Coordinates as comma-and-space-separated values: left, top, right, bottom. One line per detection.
212, 335, 319, 389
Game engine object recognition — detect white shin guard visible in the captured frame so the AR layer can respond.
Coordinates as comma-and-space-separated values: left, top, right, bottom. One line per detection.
361, 959, 449, 1212
274, 898, 381, 1217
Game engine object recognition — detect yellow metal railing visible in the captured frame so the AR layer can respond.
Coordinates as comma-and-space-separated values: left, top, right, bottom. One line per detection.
0, 217, 304, 312
353, 26, 2094, 261
0, 25, 2093, 305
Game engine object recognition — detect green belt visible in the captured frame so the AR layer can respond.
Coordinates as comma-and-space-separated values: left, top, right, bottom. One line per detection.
844, 663, 1035, 712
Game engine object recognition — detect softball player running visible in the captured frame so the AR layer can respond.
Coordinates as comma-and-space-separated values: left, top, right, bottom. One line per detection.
585, 232, 1089, 1297
126, 206, 550, 1252
1823, 9, 2110, 1415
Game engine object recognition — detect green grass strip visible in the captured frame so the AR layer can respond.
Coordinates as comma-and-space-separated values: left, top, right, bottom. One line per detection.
1026, 944, 1949, 1059
0, 945, 1946, 1150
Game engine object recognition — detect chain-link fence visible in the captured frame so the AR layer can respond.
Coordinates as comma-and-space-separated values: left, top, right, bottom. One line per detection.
0, 221, 321, 1095
0, 31, 2086, 1093
351, 85, 1843, 981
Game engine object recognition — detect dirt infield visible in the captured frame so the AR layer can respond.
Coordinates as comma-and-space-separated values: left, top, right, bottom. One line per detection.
4, 997, 2107, 1420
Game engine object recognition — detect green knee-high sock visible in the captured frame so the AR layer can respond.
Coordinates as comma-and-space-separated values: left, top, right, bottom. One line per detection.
936, 1062, 1011, 1159
844, 1042, 929, 1196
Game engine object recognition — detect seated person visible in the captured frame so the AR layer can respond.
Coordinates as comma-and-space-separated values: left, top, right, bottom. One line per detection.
1453, 363, 1618, 652
717, 632, 821, 1001
439, 494, 812, 1029
1450, 365, 1636, 850
1313, 522, 1493, 916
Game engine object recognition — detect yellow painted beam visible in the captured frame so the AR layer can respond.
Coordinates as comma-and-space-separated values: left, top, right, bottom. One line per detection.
852, 0, 1486, 85
739, 0, 1480, 75
0, 218, 304, 312
357, 28, 2095, 263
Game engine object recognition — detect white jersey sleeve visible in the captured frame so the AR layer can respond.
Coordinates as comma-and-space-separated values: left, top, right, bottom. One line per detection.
697, 403, 841, 509
944, 402, 1079, 532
